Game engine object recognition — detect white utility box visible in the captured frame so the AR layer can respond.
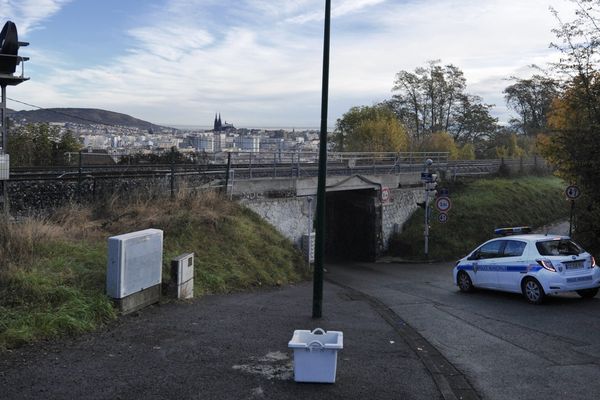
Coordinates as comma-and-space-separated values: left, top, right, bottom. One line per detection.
171, 253, 194, 299
106, 229, 163, 299
288, 328, 343, 383
0, 154, 9, 180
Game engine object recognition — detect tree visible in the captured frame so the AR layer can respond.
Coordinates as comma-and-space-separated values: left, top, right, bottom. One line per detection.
420, 131, 459, 159
540, 0, 600, 254
333, 104, 409, 152
8, 123, 81, 166
503, 75, 559, 136
452, 94, 498, 143
390, 60, 497, 144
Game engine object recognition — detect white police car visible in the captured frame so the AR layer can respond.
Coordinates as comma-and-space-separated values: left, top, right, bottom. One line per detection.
453, 227, 600, 304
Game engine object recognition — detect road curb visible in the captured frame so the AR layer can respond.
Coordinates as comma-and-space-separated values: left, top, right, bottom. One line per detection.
326, 277, 481, 400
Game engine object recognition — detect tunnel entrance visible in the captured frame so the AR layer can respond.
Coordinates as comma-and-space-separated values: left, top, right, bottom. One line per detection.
325, 189, 381, 262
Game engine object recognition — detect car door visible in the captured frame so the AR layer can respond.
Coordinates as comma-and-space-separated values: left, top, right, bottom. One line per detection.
497, 240, 528, 292
471, 240, 506, 288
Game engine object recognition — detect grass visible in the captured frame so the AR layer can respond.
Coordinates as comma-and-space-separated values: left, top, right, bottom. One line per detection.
388, 176, 570, 261
0, 191, 306, 350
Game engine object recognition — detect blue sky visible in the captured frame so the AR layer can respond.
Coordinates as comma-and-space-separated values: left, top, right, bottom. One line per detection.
1, 0, 578, 128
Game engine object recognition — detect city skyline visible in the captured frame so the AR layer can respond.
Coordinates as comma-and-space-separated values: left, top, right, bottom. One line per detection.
1, 0, 579, 128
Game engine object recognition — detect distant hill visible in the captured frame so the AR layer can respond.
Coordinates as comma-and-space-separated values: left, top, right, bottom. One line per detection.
7, 108, 170, 131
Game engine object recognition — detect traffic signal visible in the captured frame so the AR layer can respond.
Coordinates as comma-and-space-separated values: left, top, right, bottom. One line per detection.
0, 21, 29, 75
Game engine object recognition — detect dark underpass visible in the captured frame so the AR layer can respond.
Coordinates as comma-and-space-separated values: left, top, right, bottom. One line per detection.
325, 189, 381, 262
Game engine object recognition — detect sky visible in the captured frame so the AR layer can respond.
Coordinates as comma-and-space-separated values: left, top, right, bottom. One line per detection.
0, 0, 580, 129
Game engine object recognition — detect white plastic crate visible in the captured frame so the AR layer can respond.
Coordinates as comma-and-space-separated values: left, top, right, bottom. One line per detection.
288, 328, 343, 383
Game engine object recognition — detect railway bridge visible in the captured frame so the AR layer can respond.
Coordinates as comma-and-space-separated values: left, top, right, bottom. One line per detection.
4, 151, 546, 260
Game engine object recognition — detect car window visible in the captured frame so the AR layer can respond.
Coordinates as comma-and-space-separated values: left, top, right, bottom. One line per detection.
536, 239, 583, 256
503, 240, 527, 257
477, 240, 505, 259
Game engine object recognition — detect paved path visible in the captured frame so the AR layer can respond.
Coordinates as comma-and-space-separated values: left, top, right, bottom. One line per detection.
0, 283, 443, 400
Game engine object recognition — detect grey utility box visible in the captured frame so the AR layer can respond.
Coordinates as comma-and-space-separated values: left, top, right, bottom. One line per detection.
106, 229, 163, 314
302, 233, 315, 264
171, 253, 194, 299
0, 154, 9, 180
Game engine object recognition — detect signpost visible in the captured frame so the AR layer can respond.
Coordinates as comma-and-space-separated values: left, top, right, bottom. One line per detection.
565, 185, 580, 237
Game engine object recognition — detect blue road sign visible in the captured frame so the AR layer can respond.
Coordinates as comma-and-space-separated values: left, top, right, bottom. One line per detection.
421, 172, 433, 182
438, 187, 449, 197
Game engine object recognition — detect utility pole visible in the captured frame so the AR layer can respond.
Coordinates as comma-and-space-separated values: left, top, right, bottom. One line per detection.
424, 158, 433, 258
312, 0, 331, 319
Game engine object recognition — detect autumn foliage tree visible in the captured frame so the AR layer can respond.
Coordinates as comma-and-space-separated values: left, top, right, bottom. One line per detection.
540, 0, 600, 253
333, 104, 409, 152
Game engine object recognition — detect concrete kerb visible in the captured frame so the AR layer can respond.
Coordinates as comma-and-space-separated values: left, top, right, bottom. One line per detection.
325, 277, 481, 400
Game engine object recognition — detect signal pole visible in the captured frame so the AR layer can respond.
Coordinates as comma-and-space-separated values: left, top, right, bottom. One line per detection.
0, 21, 29, 217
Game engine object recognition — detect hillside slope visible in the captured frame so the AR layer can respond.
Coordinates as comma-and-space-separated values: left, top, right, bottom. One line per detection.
388, 176, 569, 261
8, 108, 169, 131
0, 192, 306, 349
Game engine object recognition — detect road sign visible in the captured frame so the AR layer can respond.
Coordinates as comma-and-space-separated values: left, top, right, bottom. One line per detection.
438, 212, 448, 223
381, 187, 390, 203
421, 172, 433, 182
435, 196, 451, 212
438, 187, 449, 197
565, 185, 581, 200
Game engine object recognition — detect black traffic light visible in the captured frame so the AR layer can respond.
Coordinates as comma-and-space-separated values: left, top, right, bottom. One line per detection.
0, 21, 28, 75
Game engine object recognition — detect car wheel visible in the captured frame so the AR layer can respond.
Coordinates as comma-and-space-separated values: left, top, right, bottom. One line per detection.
576, 287, 599, 299
522, 278, 545, 304
457, 271, 474, 293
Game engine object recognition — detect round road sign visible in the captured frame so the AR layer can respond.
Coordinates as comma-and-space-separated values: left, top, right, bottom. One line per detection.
565, 185, 581, 200
381, 187, 390, 202
435, 196, 451, 212
438, 212, 448, 223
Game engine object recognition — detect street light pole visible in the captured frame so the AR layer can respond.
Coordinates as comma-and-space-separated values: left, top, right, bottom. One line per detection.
312, 0, 331, 319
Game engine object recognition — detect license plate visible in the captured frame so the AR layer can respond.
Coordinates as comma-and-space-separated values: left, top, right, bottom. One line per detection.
565, 261, 584, 269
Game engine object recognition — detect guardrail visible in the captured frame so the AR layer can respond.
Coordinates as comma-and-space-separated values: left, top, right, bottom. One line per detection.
7, 152, 547, 185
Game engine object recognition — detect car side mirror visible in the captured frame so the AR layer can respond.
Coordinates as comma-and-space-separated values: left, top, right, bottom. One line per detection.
467, 253, 479, 261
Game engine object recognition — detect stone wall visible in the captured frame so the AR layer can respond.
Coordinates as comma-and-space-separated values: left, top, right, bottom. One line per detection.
381, 188, 424, 251
5, 174, 219, 215
241, 197, 313, 248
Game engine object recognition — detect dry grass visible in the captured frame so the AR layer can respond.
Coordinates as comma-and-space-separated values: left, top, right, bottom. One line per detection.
0, 189, 305, 349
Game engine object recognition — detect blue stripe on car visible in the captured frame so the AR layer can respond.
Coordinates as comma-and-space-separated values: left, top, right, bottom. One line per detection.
457, 264, 542, 272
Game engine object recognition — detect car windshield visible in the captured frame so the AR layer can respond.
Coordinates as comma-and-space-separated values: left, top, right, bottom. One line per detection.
535, 239, 583, 256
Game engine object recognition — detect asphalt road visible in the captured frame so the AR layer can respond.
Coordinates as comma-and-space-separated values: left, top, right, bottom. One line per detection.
0, 282, 442, 400
326, 261, 600, 400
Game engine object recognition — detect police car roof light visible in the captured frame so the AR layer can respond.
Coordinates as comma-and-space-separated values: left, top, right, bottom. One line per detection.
494, 226, 532, 236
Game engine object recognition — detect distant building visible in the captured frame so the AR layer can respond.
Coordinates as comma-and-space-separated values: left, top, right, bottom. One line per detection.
213, 113, 235, 132
235, 136, 260, 153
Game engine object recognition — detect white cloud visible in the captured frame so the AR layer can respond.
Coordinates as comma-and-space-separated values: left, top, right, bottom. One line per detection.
9, 0, 583, 126
0, 0, 71, 34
